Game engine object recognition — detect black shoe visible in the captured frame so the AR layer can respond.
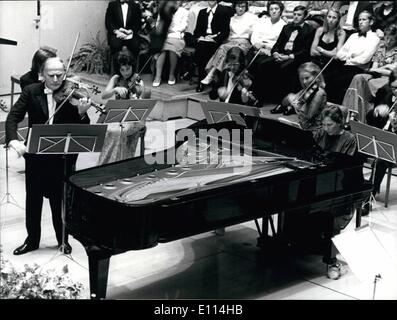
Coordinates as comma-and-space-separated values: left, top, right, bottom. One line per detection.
196, 83, 204, 92
283, 106, 296, 116
182, 71, 191, 81
13, 242, 39, 255
58, 242, 72, 255
270, 105, 284, 114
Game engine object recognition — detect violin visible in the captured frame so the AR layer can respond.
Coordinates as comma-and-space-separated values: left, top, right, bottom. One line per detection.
296, 83, 320, 104
53, 75, 106, 114
126, 73, 144, 99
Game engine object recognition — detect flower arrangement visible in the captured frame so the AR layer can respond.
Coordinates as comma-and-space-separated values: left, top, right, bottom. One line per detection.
0, 246, 84, 299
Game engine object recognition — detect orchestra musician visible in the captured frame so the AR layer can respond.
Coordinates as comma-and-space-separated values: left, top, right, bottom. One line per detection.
5, 57, 91, 255
102, 50, 149, 100
20, 46, 57, 90
275, 62, 327, 131
209, 46, 257, 106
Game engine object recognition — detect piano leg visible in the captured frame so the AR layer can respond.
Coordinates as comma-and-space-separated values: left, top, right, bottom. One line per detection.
87, 252, 111, 299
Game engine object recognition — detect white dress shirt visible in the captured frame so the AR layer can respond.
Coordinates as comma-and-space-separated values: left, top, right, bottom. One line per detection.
206, 4, 218, 34
344, 1, 358, 30
337, 31, 380, 67
251, 17, 286, 50
121, 3, 128, 28
225, 71, 236, 103
44, 86, 56, 124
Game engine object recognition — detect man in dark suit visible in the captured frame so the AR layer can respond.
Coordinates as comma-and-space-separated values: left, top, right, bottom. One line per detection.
190, 1, 232, 92
105, 0, 142, 69
251, 5, 315, 104
6, 57, 91, 255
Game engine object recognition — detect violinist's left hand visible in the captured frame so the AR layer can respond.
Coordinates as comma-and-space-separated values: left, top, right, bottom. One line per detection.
77, 97, 91, 116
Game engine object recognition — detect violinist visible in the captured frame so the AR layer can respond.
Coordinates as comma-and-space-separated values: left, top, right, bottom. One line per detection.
5, 57, 91, 256
276, 62, 326, 131
102, 51, 148, 100
209, 46, 257, 106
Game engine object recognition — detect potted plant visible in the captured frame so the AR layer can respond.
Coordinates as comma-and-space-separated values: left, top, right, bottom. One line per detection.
0, 246, 84, 299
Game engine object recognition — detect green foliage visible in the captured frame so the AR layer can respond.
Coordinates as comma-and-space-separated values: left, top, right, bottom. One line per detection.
69, 31, 110, 75
0, 246, 84, 299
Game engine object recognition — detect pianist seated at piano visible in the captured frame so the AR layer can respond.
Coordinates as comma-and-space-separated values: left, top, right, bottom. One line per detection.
284, 105, 363, 271
313, 105, 357, 158
98, 50, 147, 166
273, 62, 327, 132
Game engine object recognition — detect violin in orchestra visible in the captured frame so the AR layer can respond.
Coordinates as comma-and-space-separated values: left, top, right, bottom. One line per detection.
53, 74, 107, 115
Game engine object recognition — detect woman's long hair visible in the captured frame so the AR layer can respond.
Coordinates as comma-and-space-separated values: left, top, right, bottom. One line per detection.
322, 8, 342, 34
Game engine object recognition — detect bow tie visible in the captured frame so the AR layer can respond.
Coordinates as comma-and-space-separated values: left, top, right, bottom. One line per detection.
358, 31, 367, 37
292, 25, 302, 31
44, 88, 53, 95
120, 0, 128, 4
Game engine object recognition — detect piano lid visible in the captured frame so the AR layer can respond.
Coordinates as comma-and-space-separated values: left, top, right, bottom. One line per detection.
0, 38, 17, 46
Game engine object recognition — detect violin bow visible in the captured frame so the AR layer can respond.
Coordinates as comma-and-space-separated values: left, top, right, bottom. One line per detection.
64, 32, 80, 79
45, 32, 81, 124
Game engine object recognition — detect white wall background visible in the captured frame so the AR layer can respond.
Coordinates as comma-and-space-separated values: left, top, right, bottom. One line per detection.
0, 0, 110, 95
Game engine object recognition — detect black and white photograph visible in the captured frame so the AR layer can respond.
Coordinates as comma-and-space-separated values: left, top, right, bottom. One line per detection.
0, 0, 396, 305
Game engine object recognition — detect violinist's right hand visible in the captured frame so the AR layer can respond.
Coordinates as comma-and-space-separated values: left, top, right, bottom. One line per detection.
114, 87, 128, 98
9, 140, 27, 158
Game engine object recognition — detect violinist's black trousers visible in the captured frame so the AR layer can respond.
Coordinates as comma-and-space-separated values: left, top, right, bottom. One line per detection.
23, 153, 77, 247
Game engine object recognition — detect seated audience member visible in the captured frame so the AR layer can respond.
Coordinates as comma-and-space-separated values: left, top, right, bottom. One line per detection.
105, 0, 142, 70
191, 1, 232, 92
20, 47, 57, 90
373, 1, 397, 38
102, 50, 149, 100
340, 1, 373, 36
249, 1, 286, 58
366, 67, 397, 196
201, 1, 256, 86
252, 5, 315, 104
342, 23, 397, 117
209, 46, 257, 105
325, 11, 380, 104
153, 1, 189, 87
310, 8, 346, 69
277, 62, 327, 131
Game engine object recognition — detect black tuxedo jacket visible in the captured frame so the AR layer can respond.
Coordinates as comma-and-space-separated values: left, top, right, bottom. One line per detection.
20, 71, 39, 91
105, 0, 142, 36
193, 5, 232, 45
6, 82, 90, 144
271, 23, 315, 62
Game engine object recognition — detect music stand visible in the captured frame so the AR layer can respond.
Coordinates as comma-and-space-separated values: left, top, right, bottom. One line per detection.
27, 124, 107, 254
0, 117, 29, 209
96, 99, 156, 164
350, 121, 397, 164
97, 99, 156, 124
200, 101, 261, 127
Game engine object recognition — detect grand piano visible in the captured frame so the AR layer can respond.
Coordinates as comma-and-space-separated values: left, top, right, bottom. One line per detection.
66, 111, 372, 299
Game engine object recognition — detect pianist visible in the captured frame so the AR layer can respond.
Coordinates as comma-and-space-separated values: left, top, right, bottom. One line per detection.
284, 105, 362, 271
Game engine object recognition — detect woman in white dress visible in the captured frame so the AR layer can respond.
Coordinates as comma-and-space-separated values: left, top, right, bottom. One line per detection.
201, 1, 257, 85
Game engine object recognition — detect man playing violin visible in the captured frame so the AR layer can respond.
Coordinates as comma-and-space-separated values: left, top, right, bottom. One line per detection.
5, 57, 91, 255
